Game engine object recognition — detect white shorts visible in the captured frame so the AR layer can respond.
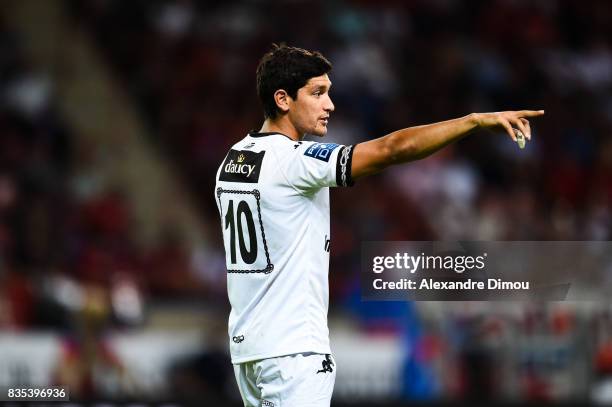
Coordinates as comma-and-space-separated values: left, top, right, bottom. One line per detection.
233, 352, 336, 407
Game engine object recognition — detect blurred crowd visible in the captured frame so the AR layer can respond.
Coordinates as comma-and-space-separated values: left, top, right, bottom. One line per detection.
0, 9, 213, 333
0, 0, 612, 403
0, 7, 227, 399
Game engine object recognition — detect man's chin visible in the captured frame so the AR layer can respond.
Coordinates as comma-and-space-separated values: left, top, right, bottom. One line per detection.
311, 128, 328, 137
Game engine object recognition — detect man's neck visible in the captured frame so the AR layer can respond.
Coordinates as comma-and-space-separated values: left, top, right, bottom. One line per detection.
259, 118, 302, 141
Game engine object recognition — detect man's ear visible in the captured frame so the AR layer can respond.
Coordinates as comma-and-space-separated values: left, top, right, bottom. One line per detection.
273, 89, 291, 114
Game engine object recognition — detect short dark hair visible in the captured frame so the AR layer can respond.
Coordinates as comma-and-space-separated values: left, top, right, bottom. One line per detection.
256, 44, 332, 119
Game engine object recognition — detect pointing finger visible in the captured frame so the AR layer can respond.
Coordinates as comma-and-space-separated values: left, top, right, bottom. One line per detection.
518, 110, 545, 117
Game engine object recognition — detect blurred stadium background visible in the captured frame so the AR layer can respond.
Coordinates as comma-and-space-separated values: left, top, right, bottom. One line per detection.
0, 0, 611, 405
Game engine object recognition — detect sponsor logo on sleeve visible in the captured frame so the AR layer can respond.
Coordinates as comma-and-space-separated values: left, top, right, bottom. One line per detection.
304, 143, 339, 162
219, 150, 265, 183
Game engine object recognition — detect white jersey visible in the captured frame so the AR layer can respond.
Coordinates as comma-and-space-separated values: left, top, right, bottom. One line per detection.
215, 132, 354, 364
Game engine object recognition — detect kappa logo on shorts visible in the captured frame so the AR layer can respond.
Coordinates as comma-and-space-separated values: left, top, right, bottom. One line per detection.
316, 354, 334, 374
304, 143, 339, 162
232, 335, 244, 343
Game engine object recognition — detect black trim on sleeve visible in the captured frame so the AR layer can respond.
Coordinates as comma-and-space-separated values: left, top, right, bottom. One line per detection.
335, 145, 355, 187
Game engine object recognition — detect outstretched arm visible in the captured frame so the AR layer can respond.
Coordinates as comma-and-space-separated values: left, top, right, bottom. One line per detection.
351, 110, 544, 180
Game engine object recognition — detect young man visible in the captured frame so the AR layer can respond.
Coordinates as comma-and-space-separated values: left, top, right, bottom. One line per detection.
215, 44, 543, 406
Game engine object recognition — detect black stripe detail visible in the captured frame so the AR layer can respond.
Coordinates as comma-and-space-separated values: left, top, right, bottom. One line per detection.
335, 145, 355, 187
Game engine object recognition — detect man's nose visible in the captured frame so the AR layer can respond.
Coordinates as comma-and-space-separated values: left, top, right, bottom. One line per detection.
324, 96, 335, 112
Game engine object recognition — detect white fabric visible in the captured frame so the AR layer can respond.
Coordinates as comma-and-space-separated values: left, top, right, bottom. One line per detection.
233, 353, 336, 407
215, 133, 353, 364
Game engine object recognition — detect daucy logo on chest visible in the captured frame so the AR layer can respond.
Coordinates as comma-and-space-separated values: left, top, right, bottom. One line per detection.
219, 150, 265, 183
225, 154, 257, 177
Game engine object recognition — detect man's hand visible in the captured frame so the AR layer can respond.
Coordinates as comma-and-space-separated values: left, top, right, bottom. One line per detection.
471, 110, 545, 142
352, 109, 545, 180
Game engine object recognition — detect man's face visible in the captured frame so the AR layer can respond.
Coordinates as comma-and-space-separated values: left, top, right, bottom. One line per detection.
287, 74, 335, 137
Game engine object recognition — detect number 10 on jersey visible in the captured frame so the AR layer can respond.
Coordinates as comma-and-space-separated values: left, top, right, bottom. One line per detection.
217, 188, 274, 274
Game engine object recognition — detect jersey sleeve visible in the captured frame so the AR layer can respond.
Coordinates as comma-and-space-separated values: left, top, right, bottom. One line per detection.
280, 141, 355, 193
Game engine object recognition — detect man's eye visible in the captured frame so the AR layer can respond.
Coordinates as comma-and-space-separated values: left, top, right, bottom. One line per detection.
313, 91, 321, 96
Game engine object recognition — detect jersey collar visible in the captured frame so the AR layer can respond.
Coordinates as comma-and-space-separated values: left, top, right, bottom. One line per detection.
248, 131, 294, 141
